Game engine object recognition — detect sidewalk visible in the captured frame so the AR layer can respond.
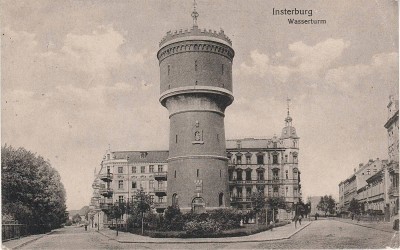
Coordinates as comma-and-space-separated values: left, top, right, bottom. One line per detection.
334, 218, 395, 233
98, 221, 311, 243
2, 231, 54, 250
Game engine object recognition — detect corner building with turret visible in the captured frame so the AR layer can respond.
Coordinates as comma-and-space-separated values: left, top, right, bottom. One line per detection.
157, 19, 235, 212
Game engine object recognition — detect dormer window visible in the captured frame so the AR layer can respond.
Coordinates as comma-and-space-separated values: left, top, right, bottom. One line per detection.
140, 152, 147, 159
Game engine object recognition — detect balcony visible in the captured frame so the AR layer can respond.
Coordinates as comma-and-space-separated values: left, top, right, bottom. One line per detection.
99, 173, 113, 182
154, 187, 167, 196
230, 197, 252, 203
99, 187, 113, 198
99, 202, 113, 211
154, 172, 167, 181
153, 201, 168, 209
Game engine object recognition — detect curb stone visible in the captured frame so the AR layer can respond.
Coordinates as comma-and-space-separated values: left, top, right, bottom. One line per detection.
97, 222, 312, 244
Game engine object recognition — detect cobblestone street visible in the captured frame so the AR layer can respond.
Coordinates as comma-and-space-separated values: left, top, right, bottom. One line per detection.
8, 219, 398, 249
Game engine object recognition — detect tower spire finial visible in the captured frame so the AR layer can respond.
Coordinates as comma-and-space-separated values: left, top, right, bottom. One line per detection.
287, 97, 291, 117
191, 0, 199, 28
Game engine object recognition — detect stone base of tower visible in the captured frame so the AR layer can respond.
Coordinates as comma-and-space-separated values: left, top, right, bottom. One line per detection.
167, 157, 230, 213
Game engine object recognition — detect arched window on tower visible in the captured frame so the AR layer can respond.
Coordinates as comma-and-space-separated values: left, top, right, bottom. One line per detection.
195, 60, 198, 71
172, 193, 178, 206
219, 193, 224, 207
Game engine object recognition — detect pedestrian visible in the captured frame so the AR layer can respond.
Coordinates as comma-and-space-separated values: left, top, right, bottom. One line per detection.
85, 224, 87, 231
315, 213, 318, 220
299, 215, 302, 225
293, 215, 298, 228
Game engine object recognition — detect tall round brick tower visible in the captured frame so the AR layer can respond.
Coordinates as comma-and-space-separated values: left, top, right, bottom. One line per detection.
157, 4, 234, 212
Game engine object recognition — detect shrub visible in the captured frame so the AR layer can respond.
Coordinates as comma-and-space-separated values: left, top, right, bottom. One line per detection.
184, 219, 221, 236
208, 209, 242, 230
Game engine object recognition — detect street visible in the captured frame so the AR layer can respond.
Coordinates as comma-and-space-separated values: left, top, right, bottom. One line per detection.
18, 220, 399, 249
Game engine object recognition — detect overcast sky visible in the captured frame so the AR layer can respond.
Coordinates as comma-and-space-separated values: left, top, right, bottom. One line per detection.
2, 0, 398, 210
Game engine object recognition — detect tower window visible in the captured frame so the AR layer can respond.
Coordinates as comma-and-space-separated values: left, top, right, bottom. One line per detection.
195, 60, 198, 71
174, 170, 177, 178
118, 167, 123, 173
197, 169, 199, 177
176, 134, 178, 143
237, 155, 242, 164
132, 181, 136, 188
131, 166, 136, 173
168, 65, 170, 75
219, 193, 224, 207
118, 180, 124, 189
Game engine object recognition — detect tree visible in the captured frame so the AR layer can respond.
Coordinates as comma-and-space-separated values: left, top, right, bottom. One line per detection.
2, 145, 67, 233
129, 188, 153, 235
348, 198, 361, 216
266, 196, 286, 223
316, 195, 336, 216
250, 191, 267, 224
72, 214, 82, 224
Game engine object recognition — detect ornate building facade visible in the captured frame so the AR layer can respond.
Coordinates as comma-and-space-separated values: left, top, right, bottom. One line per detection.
227, 111, 301, 212
338, 95, 399, 221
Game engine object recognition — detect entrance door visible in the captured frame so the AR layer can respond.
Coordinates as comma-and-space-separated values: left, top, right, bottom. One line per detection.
192, 197, 206, 214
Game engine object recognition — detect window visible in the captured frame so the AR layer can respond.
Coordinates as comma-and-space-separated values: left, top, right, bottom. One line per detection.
246, 187, 252, 197
273, 169, 279, 180
246, 156, 251, 164
219, 193, 224, 207
149, 180, 154, 189
141, 166, 145, 173
237, 141, 241, 149
118, 167, 123, 173
158, 165, 163, 172
149, 165, 154, 173
236, 170, 243, 181
237, 189, 242, 197
174, 170, 177, 178
168, 65, 170, 75
257, 171, 264, 180
286, 170, 288, 179
131, 181, 136, 189
176, 135, 178, 143
107, 154, 110, 160
107, 166, 110, 174
140, 152, 147, 158
285, 155, 288, 163
221, 64, 224, 75
293, 155, 298, 163
131, 166, 136, 173
273, 142, 277, 148
237, 155, 242, 164
118, 180, 123, 189
195, 60, 198, 71
118, 196, 124, 203
273, 154, 278, 164
229, 170, 233, 180
172, 193, 178, 206
373, 169, 377, 173
197, 169, 199, 177
246, 170, 252, 181
159, 197, 164, 203
367, 169, 370, 175
257, 155, 264, 164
